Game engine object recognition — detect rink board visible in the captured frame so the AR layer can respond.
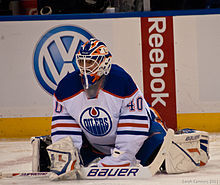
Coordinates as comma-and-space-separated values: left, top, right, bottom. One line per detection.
1, 9, 220, 138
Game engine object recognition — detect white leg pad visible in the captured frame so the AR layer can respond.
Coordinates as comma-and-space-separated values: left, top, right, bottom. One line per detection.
165, 130, 209, 174
47, 136, 81, 180
31, 137, 40, 172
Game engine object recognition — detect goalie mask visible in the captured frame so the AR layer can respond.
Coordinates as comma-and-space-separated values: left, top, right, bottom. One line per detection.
76, 38, 112, 89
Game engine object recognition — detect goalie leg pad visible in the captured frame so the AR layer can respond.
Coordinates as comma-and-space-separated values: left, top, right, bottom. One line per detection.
165, 129, 209, 174
31, 135, 52, 172
46, 136, 81, 180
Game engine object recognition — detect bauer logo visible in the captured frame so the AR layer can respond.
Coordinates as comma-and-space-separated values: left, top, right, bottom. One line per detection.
87, 168, 139, 177
80, 107, 112, 136
33, 25, 94, 95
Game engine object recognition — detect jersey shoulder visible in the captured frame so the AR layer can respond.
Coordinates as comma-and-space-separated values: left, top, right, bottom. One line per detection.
103, 64, 138, 98
54, 70, 83, 101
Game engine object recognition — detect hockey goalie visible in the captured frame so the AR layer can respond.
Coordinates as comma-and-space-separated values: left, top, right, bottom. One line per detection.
31, 38, 209, 180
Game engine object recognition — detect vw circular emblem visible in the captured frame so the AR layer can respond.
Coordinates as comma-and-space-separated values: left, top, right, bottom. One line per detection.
80, 107, 112, 136
33, 25, 94, 95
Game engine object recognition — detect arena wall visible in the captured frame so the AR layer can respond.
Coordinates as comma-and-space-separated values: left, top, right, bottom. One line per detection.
0, 10, 220, 138
174, 14, 220, 132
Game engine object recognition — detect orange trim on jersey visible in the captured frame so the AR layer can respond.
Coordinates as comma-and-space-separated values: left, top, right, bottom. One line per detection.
101, 163, 130, 167
149, 107, 165, 128
118, 123, 148, 128
101, 88, 138, 99
54, 89, 84, 102
187, 148, 200, 155
150, 107, 162, 120
51, 123, 80, 129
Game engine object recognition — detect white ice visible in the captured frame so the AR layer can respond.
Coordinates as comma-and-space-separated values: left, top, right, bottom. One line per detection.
0, 134, 220, 185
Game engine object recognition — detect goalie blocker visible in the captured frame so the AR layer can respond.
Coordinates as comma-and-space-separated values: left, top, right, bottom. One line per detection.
31, 128, 209, 177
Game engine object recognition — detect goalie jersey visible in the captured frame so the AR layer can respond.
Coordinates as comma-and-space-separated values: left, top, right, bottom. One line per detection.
52, 64, 152, 167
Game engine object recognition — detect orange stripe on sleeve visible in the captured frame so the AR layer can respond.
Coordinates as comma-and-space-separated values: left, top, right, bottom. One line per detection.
52, 123, 80, 129
118, 123, 148, 128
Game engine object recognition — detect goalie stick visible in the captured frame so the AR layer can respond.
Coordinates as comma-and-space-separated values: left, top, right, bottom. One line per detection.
0, 129, 174, 180
0, 172, 49, 178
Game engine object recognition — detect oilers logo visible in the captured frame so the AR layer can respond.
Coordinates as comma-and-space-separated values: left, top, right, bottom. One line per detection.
80, 107, 112, 136
33, 25, 94, 95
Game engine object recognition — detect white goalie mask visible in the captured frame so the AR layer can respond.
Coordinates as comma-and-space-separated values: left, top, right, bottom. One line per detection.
76, 38, 112, 89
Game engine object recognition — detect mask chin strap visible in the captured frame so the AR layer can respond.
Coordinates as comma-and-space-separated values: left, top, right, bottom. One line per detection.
83, 58, 89, 89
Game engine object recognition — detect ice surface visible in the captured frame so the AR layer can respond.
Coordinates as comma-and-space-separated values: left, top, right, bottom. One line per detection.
0, 134, 220, 185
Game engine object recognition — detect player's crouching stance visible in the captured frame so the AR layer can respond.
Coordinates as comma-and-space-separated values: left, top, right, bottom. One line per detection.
31, 127, 209, 180
31, 38, 209, 180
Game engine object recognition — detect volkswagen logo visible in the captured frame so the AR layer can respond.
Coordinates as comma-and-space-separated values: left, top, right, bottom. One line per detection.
33, 25, 94, 95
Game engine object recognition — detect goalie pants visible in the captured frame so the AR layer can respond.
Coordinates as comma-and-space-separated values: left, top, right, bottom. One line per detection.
80, 121, 166, 167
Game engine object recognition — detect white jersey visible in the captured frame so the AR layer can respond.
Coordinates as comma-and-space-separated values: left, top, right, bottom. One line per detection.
51, 64, 151, 167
